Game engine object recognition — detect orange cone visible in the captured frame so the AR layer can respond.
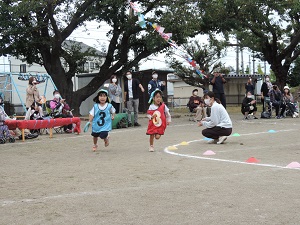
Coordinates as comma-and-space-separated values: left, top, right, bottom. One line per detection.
246, 157, 259, 163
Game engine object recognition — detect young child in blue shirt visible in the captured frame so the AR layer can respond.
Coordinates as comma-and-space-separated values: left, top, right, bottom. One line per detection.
86, 89, 115, 151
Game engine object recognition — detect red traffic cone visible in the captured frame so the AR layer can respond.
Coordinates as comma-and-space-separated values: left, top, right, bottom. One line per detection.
246, 157, 259, 163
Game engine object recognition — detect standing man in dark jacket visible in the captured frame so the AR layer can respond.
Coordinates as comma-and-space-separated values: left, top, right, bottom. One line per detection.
124, 71, 145, 126
148, 71, 166, 95
210, 69, 227, 108
260, 75, 272, 112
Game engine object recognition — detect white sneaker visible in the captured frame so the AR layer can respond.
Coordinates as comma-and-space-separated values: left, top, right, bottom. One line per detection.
217, 136, 227, 144
294, 112, 299, 118
207, 139, 219, 144
149, 146, 154, 152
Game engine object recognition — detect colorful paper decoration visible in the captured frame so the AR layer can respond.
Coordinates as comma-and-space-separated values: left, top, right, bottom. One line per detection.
129, 1, 206, 78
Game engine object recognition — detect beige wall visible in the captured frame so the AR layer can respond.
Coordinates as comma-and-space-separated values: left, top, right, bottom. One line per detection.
173, 81, 204, 97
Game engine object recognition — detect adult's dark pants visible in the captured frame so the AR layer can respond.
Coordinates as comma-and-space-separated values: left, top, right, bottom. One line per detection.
272, 101, 286, 116
214, 93, 226, 109
111, 101, 120, 114
202, 126, 232, 140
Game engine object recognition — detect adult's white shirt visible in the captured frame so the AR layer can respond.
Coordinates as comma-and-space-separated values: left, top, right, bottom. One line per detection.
202, 101, 232, 128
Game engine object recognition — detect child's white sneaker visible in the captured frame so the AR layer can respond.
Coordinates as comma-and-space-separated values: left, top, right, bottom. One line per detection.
149, 145, 154, 152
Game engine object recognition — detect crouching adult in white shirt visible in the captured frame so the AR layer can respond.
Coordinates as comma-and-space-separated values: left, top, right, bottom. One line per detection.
198, 91, 232, 144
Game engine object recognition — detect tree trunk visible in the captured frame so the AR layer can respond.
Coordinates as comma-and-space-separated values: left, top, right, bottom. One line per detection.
270, 63, 289, 89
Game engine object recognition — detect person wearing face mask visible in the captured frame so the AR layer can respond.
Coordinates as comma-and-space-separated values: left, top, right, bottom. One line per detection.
210, 69, 227, 108
108, 74, 122, 113
245, 77, 255, 95
148, 71, 165, 95
198, 91, 232, 144
269, 84, 285, 119
187, 89, 207, 121
49, 90, 73, 133
282, 86, 299, 118
260, 75, 272, 112
241, 91, 258, 120
124, 71, 145, 127
26, 76, 43, 116
0, 92, 38, 140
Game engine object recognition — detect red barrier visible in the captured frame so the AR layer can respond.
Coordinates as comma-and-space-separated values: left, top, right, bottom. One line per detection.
5, 117, 81, 141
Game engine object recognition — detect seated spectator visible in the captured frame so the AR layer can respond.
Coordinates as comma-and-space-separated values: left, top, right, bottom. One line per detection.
282, 86, 299, 118
269, 85, 285, 119
0, 93, 38, 140
187, 89, 207, 121
25, 102, 44, 120
50, 90, 73, 133
241, 92, 258, 120
25, 102, 44, 134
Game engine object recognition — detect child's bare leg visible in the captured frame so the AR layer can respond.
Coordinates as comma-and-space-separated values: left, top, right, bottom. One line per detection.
150, 134, 155, 146
155, 134, 161, 140
149, 134, 155, 152
93, 137, 98, 145
92, 137, 98, 151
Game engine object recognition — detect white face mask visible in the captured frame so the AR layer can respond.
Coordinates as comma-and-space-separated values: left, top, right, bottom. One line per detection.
112, 78, 117, 83
152, 74, 158, 79
266, 78, 270, 82
54, 94, 60, 99
193, 91, 198, 96
204, 98, 211, 106
247, 95, 252, 99
126, 75, 132, 80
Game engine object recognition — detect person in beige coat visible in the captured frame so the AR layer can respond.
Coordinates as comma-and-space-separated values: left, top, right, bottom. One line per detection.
26, 76, 43, 116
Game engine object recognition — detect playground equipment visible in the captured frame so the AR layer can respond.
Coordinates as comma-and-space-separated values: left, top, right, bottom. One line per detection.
0, 73, 57, 114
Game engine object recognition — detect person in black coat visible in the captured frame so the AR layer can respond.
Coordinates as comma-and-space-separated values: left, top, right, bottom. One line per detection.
241, 92, 258, 120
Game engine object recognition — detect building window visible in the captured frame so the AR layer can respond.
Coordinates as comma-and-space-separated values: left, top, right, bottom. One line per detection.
84, 62, 89, 73
90, 62, 95, 70
20, 64, 26, 73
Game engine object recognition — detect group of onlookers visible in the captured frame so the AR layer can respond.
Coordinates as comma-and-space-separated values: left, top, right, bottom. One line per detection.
242, 75, 299, 119
188, 72, 299, 122
108, 70, 166, 127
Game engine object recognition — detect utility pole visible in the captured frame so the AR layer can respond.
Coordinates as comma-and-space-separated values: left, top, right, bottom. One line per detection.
252, 52, 256, 75
249, 55, 251, 74
227, 42, 239, 75
241, 48, 244, 74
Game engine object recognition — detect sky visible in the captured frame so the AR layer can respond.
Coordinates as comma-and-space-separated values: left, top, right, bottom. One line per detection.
0, 21, 270, 74
68, 21, 270, 74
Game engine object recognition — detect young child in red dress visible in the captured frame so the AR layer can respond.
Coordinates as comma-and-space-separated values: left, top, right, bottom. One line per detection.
146, 89, 171, 152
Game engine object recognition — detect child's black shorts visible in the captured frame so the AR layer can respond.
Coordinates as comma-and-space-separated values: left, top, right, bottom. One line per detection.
91, 131, 109, 139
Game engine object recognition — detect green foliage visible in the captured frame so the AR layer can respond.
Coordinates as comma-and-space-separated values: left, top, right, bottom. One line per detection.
167, 38, 227, 88
257, 64, 264, 75
287, 57, 300, 87
227, 0, 300, 87
0, 0, 206, 114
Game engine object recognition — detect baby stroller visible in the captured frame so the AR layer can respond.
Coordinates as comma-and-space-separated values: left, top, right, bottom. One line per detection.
284, 101, 299, 118
0, 108, 15, 144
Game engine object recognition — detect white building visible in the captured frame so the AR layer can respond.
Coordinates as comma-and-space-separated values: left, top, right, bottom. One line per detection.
0, 41, 106, 115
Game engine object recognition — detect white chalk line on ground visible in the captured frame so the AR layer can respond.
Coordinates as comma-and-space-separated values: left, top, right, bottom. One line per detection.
1, 126, 298, 207
164, 128, 300, 171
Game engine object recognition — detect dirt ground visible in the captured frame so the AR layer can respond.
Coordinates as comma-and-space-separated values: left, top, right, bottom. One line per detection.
0, 113, 300, 225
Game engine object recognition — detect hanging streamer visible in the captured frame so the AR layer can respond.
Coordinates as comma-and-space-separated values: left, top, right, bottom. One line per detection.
129, 1, 206, 78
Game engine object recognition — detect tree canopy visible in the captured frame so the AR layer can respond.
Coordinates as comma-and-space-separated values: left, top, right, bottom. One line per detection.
0, 0, 203, 114
168, 0, 300, 89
